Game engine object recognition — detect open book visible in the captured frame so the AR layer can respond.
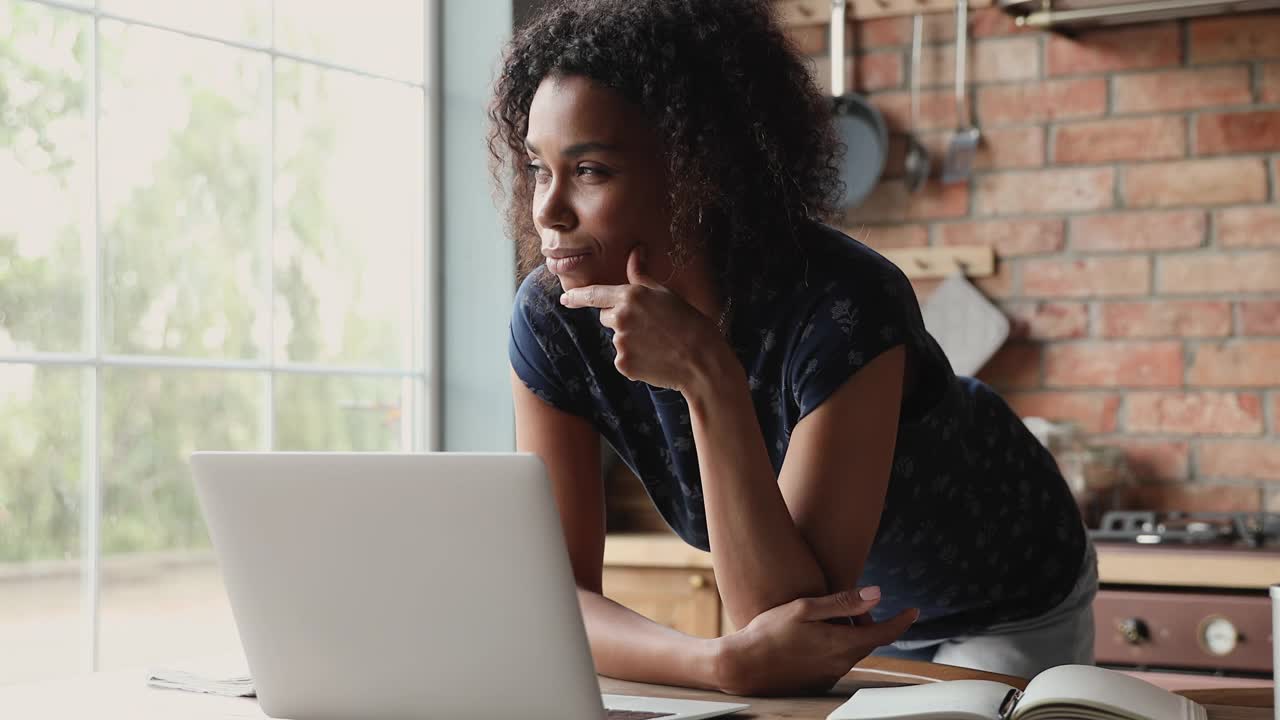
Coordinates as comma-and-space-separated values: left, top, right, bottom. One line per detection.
829, 664, 1206, 720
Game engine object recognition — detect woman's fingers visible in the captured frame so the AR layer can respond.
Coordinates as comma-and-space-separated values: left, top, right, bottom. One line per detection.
561, 284, 626, 309
797, 586, 882, 622
851, 607, 920, 652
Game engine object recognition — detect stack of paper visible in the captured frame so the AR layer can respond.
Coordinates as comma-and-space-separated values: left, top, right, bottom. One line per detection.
146, 668, 256, 698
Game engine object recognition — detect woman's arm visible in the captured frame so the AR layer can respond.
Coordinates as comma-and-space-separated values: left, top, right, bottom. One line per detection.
512, 367, 914, 696
511, 369, 722, 689
558, 248, 908, 632
684, 344, 904, 629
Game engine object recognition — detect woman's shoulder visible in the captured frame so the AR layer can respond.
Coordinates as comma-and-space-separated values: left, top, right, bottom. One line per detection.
512, 266, 569, 329
767, 220, 916, 310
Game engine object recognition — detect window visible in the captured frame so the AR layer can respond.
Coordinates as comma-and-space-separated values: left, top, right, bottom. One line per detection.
0, 0, 433, 683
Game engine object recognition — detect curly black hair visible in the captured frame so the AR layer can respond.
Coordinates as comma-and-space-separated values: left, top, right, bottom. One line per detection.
488, 0, 843, 303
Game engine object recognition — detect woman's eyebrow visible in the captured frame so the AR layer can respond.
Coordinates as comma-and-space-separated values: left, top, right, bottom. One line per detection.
524, 140, 621, 157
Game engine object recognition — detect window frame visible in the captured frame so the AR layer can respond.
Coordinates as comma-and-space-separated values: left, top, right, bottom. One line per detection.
0, 0, 442, 673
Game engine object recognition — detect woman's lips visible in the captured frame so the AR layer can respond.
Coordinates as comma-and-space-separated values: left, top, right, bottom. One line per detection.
546, 252, 591, 274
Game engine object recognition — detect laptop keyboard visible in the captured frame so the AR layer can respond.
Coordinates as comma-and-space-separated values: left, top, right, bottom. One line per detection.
604, 711, 674, 719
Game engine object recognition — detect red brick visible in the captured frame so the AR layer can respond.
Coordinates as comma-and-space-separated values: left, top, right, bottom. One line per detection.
971, 8, 1027, 38
937, 218, 1065, 256
1122, 482, 1261, 511
1070, 211, 1205, 253
856, 51, 905, 92
1123, 158, 1268, 208
1112, 67, 1253, 114
976, 168, 1114, 216
975, 342, 1041, 389
1005, 391, 1120, 433
1159, 251, 1280, 294
912, 127, 1044, 175
1263, 63, 1280, 104
845, 179, 969, 223
1197, 110, 1280, 155
1023, 256, 1150, 298
1187, 340, 1280, 387
1096, 440, 1190, 483
1240, 300, 1280, 335
811, 50, 904, 94
870, 89, 959, 132
1216, 207, 1280, 248
786, 24, 827, 56
1005, 301, 1089, 340
1053, 117, 1186, 165
917, 37, 1041, 87
973, 126, 1045, 171
1199, 440, 1280, 482
1189, 13, 1280, 63
1100, 301, 1231, 338
973, 259, 1017, 299
846, 223, 929, 249
1045, 341, 1183, 387
856, 16, 911, 49
1046, 24, 1181, 76
1127, 392, 1264, 435
977, 78, 1107, 127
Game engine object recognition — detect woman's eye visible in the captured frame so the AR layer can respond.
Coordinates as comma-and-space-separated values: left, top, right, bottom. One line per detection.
525, 163, 550, 182
577, 165, 609, 179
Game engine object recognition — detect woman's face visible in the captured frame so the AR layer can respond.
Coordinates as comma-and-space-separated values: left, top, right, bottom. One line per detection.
524, 74, 673, 291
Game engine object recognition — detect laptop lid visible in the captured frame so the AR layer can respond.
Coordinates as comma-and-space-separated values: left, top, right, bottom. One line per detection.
191, 452, 606, 720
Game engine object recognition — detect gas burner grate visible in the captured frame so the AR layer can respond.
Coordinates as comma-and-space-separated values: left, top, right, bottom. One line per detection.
1090, 511, 1280, 547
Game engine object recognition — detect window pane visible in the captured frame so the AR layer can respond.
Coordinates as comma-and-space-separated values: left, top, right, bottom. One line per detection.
274, 62, 422, 368
101, 0, 268, 45
99, 21, 269, 360
0, 1, 90, 354
98, 367, 262, 671
274, 374, 410, 451
0, 364, 83, 684
275, 0, 422, 84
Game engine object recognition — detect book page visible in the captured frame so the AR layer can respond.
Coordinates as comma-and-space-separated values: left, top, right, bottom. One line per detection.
1016, 665, 1206, 720
828, 679, 1017, 720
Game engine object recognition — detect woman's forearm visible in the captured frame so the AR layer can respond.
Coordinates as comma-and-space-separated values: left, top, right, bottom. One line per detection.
682, 348, 829, 629
578, 587, 723, 690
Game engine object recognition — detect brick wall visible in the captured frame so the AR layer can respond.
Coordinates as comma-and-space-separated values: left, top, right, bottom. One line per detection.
785, 10, 1280, 512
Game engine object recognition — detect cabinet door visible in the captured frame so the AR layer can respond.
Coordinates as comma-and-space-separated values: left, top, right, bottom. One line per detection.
602, 566, 722, 638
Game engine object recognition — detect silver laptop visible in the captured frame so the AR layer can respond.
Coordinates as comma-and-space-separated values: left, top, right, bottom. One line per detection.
190, 451, 748, 720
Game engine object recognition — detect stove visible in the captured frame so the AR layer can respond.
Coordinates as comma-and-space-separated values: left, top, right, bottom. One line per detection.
1092, 510, 1280, 547
1088, 511, 1280, 681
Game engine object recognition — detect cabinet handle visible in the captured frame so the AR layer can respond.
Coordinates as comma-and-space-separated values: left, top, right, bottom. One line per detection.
689, 574, 707, 589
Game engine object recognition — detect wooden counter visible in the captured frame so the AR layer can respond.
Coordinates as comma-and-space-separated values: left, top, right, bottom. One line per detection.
604, 532, 1280, 590
0, 657, 1268, 718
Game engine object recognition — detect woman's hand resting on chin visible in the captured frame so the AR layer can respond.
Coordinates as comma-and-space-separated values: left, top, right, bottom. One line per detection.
559, 246, 727, 394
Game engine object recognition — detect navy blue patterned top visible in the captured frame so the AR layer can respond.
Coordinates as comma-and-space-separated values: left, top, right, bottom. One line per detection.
509, 221, 1086, 641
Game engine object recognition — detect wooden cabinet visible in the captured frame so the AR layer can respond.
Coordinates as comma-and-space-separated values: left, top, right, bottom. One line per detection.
602, 532, 735, 638
602, 566, 723, 638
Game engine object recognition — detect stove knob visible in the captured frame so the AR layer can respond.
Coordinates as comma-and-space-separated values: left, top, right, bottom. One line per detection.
1118, 618, 1149, 645
1198, 616, 1239, 657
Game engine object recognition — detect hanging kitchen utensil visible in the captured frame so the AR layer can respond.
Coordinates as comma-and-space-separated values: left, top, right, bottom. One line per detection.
941, 0, 980, 184
903, 13, 931, 193
830, 0, 888, 209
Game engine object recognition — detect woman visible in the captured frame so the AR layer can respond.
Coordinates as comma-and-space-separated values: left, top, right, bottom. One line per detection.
490, 0, 1096, 696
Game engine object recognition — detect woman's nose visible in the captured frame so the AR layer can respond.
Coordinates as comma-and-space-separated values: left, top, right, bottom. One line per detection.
534, 177, 575, 231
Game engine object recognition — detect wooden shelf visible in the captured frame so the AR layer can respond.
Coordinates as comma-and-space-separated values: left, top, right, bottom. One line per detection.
881, 246, 995, 279
776, 0, 995, 25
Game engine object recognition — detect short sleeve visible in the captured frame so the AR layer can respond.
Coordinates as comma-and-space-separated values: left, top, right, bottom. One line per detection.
788, 276, 912, 420
508, 269, 592, 418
